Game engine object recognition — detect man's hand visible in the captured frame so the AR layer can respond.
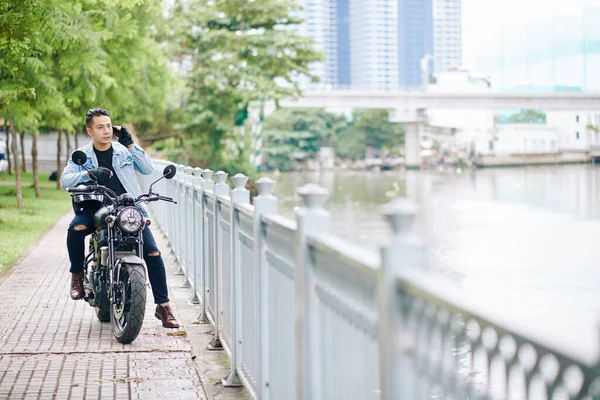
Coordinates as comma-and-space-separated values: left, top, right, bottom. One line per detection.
89, 167, 112, 185
113, 126, 134, 147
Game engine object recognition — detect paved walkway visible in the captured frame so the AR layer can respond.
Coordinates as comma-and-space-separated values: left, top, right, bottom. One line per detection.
0, 213, 249, 400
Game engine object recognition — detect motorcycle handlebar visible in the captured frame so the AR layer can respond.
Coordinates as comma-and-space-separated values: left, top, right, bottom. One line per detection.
136, 194, 177, 204
67, 184, 118, 204
67, 186, 95, 193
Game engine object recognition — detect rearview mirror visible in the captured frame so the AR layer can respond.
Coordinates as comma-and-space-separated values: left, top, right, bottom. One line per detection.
72, 150, 87, 166
163, 165, 177, 179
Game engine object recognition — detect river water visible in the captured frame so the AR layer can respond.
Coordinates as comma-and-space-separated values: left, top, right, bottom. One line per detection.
268, 164, 600, 357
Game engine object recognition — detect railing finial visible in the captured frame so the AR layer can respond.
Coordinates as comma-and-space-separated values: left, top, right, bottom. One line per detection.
214, 171, 228, 184
297, 183, 328, 210
256, 177, 276, 196
184, 166, 194, 175
231, 173, 248, 190
193, 167, 203, 177
202, 169, 214, 181
381, 197, 418, 236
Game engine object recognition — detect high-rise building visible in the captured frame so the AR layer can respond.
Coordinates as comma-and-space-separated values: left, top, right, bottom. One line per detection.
433, 0, 462, 72
474, 5, 600, 91
398, 0, 433, 88
348, 0, 399, 90
292, 0, 436, 90
333, 0, 351, 87
288, 0, 330, 90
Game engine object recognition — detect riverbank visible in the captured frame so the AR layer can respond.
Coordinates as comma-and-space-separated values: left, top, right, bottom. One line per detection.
473, 150, 591, 168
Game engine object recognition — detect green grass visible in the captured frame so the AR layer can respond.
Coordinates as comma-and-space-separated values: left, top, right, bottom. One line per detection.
0, 171, 71, 271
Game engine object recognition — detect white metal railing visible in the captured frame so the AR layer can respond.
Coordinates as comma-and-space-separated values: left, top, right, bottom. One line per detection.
138, 161, 600, 400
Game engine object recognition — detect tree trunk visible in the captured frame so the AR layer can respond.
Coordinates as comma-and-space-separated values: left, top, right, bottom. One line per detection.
32, 135, 40, 198
65, 130, 72, 158
9, 122, 23, 209
56, 131, 62, 190
74, 130, 79, 149
5, 121, 11, 175
19, 130, 26, 172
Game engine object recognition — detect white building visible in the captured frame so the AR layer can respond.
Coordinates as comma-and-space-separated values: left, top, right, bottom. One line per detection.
433, 0, 462, 72
492, 125, 558, 155
546, 111, 599, 151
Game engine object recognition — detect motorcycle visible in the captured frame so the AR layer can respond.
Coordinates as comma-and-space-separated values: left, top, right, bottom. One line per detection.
67, 150, 177, 344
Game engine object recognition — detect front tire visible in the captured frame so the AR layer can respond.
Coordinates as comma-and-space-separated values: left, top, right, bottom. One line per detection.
111, 264, 147, 344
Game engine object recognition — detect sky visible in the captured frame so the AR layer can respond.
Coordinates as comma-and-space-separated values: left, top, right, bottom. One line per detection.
461, 0, 600, 72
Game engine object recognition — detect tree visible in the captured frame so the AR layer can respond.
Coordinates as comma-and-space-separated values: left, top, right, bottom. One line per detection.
504, 109, 546, 124
0, 0, 50, 207
262, 108, 346, 171
333, 125, 367, 160
334, 110, 405, 159
8, 123, 23, 208
1, 0, 175, 205
169, 0, 323, 171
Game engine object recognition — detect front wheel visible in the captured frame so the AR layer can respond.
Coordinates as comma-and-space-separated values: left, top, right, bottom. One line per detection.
111, 264, 147, 344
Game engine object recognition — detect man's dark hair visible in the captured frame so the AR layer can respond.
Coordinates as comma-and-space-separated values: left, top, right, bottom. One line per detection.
85, 108, 111, 127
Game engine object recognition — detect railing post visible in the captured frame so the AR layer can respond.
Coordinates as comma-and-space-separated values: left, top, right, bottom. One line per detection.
198, 169, 214, 323
379, 198, 423, 399
294, 184, 330, 400
252, 177, 278, 399
208, 170, 229, 350
189, 167, 204, 304
181, 166, 194, 286
165, 170, 175, 247
223, 173, 249, 387
174, 164, 186, 274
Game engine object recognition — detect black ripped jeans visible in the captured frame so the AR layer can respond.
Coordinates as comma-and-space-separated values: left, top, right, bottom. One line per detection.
66, 209, 170, 304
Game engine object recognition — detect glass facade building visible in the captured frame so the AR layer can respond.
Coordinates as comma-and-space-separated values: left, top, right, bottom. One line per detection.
292, 0, 436, 90
475, 5, 600, 91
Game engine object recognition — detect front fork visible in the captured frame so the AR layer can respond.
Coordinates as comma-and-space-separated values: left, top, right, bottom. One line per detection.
109, 230, 144, 304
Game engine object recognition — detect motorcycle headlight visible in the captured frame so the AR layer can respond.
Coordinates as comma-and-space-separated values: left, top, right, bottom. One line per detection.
116, 207, 144, 233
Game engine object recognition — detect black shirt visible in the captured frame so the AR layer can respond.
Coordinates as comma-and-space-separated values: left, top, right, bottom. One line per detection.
94, 146, 126, 196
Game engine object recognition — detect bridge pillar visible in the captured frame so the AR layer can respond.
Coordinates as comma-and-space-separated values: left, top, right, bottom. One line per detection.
404, 123, 421, 170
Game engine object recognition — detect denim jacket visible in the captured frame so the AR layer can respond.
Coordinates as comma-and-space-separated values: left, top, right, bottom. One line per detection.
60, 141, 154, 215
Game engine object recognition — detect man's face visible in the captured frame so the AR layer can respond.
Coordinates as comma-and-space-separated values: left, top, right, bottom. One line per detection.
87, 115, 113, 145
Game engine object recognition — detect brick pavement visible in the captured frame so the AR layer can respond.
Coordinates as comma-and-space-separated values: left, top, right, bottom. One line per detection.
0, 213, 246, 400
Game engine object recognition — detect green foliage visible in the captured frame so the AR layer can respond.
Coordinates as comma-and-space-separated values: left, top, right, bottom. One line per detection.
334, 125, 366, 160
355, 110, 405, 150
334, 110, 404, 160
1, 0, 173, 136
262, 108, 405, 169
499, 109, 547, 124
262, 109, 346, 171
168, 0, 324, 170
0, 172, 71, 270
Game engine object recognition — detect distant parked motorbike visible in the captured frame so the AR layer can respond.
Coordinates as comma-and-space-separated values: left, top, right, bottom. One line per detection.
67, 150, 177, 343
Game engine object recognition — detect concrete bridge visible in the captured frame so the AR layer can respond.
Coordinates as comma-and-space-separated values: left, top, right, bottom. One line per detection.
137, 162, 600, 400
279, 90, 600, 169
279, 90, 600, 111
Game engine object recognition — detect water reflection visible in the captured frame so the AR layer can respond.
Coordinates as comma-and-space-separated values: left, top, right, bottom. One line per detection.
269, 165, 600, 354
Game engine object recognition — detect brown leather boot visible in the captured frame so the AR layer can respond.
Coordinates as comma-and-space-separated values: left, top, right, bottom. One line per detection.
155, 304, 180, 328
70, 272, 84, 300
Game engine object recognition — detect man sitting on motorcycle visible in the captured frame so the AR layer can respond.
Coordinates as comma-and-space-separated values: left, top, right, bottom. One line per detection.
60, 107, 179, 329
